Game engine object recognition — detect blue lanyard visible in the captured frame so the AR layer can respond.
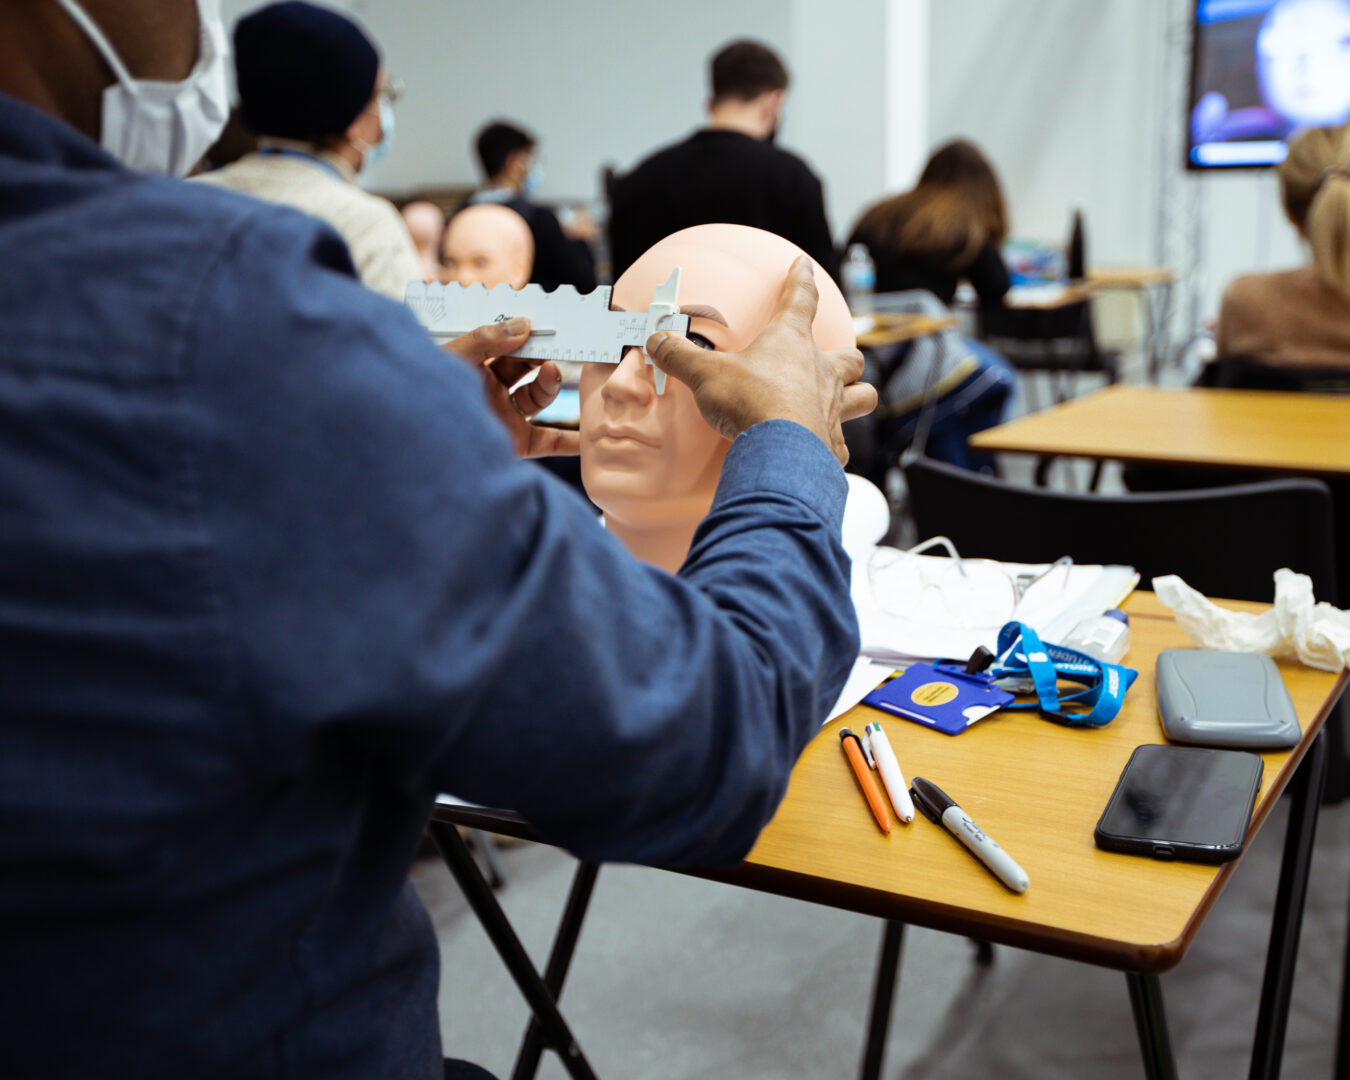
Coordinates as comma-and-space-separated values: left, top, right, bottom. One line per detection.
992, 621, 1137, 727
258, 146, 344, 181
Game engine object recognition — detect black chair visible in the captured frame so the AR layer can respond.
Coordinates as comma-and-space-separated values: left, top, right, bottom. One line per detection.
903, 455, 1347, 801
1198, 354, 1350, 393
905, 455, 1337, 602
1124, 357, 1350, 607
977, 297, 1118, 405
977, 211, 1118, 409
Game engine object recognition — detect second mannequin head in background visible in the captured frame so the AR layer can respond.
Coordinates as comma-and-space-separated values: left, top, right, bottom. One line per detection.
441, 203, 534, 288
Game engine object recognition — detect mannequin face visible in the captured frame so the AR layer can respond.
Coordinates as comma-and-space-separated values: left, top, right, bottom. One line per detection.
441, 203, 534, 289
578, 223, 853, 567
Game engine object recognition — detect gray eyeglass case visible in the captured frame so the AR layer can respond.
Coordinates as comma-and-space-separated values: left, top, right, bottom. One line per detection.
1155, 650, 1301, 749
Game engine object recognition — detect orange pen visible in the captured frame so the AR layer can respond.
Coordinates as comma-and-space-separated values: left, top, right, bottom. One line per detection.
839, 727, 891, 834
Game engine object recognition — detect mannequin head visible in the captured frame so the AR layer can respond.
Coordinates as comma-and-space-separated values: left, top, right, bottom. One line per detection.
401, 200, 445, 282
579, 223, 853, 572
441, 204, 534, 289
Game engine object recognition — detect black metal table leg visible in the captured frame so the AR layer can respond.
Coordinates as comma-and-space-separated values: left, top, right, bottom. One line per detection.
1251, 729, 1327, 1080
428, 822, 599, 1080
859, 920, 906, 1080
1127, 973, 1178, 1080
513, 861, 601, 1080
468, 829, 507, 890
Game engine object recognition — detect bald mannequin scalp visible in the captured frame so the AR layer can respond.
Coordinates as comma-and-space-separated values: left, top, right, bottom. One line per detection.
442, 203, 534, 289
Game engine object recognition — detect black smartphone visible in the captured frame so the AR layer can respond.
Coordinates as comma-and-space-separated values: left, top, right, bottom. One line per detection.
1094, 744, 1264, 864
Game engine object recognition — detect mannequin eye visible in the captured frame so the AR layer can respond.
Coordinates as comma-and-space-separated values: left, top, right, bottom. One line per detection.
687, 331, 716, 351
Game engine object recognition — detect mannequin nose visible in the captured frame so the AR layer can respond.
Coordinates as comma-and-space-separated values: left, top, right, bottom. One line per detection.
600, 346, 656, 404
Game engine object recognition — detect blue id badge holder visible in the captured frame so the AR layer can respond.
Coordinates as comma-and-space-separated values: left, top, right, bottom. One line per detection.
862, 651, 1015, 736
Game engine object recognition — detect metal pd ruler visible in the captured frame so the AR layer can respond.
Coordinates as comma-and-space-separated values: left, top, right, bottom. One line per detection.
404, 269, 690, 393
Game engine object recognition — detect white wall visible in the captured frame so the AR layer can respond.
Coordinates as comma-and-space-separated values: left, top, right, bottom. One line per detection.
219, 0, 1300, 324
927, 0, 1306, 329
221, 0, 893, 239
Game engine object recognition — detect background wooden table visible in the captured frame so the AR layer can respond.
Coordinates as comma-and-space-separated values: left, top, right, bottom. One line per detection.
969, 384, 1350, 478
855, 311, 957, 349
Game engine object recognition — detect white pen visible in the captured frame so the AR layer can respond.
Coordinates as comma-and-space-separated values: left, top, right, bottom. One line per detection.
864, 721, 915, 823
909, 776, 1029, 894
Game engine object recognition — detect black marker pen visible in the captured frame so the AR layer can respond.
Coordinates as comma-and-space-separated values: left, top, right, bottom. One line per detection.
910, 776, 1029, 894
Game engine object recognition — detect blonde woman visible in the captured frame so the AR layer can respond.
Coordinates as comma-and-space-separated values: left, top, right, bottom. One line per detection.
1218, 122, 1350, 370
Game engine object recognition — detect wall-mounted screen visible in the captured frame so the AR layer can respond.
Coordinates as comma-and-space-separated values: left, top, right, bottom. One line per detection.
1189, 0, 1350, 169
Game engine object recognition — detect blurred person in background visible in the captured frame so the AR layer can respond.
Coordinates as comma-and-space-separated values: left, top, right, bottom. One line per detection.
195, 0, 420, 300
846, 139, 1018, 473
402, 199, 446, 282
468, 120, 596, 292
608, 39, 838, 284
849, 139, 1011, 306
1217, 121, 1350, 371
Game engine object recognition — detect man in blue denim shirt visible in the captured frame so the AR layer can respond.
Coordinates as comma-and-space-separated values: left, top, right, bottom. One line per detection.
0, 3, 874, 1078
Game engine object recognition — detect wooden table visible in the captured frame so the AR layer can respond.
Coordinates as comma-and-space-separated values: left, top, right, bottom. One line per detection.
855, 311, 957, 349
970, 384, 1350, 478
1001, 281, 1098, 309
1089, 265, 1176, 290
431, 594, 1343, 1080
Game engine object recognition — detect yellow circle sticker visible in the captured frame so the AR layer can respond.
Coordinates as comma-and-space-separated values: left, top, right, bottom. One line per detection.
910, 681, 959, 707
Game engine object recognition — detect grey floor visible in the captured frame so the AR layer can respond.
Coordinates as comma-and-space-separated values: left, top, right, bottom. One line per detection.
414, 352, 1350, 1079
412, 795, 1349, 1079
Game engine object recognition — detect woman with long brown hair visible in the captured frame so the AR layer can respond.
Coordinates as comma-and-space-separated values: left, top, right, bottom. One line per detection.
845, 139, 1017, 474
849, 138, 1011, 305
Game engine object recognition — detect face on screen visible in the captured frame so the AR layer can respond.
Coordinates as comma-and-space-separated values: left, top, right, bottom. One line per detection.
1258, 0, 1350, 128
577, 224, 853, 536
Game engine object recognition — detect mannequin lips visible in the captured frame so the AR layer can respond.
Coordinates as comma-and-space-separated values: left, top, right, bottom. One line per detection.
591, 425, 659, 449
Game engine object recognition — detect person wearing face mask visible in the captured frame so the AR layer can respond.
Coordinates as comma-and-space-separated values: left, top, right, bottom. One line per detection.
193, 0, 421, 301
608, 39, 840, 286
468, 119, 597, 292
0, 0, 876, 1077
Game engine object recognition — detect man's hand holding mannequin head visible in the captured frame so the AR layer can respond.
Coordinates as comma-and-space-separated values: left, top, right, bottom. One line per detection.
579, 223, 870, 572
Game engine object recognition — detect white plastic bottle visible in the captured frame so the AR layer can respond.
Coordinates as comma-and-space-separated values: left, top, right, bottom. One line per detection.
842, 242, 876, 317
1062, 609, 1131, 665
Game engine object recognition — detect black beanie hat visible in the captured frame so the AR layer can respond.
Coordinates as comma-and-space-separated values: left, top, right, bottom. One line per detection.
234, 1, 380, 140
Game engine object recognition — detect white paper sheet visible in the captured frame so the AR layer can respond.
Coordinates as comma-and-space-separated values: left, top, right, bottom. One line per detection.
852, 554, 1139, 663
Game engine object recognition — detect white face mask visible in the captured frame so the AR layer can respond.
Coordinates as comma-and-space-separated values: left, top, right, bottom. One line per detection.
362, 95, 395, 169
54, 0, 231, 176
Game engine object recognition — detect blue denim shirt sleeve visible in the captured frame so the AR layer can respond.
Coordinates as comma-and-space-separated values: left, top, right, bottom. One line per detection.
191, 206, 858, 868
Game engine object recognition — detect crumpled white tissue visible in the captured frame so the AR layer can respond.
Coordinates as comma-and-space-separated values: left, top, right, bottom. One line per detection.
1153, 568, 1350, 673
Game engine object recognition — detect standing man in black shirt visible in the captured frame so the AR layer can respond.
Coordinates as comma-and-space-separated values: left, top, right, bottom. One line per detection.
466, 120, 597, 292
608, 39, 840, 284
